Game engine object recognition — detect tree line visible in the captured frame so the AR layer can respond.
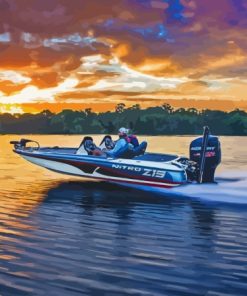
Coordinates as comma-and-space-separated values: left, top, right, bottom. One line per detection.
0, 104, 246, 135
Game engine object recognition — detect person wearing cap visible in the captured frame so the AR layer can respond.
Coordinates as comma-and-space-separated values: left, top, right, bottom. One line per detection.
105, 127, 132, 157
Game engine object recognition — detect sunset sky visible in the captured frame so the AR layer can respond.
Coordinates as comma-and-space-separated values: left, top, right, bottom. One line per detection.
0, 0, 247, 113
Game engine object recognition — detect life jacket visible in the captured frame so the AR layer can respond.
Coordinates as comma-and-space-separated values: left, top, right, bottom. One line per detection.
126, 135, 139, 148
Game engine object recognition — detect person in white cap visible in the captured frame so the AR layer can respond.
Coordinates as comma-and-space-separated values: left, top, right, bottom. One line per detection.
106, 127, 131, 157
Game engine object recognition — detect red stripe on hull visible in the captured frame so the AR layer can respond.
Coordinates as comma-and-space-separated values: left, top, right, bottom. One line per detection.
16, 150, 184, 187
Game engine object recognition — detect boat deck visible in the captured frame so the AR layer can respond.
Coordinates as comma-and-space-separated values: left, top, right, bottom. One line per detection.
136, 153, 178, 162
34, 147, 179, 163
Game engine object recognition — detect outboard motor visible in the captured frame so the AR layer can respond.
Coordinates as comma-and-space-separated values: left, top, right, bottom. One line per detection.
189, 126, 221, 183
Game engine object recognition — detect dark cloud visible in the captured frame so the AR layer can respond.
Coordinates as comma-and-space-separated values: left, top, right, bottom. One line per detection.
1, 0, 247, 107
1, 0, 246, 73
0, 45, 33, 68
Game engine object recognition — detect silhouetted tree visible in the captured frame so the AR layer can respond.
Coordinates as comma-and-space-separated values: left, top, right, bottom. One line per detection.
162, 103, 174, 114
99, 120, 115, 134
129, 104, 140, 110
1, 106, 246, 135
115, 103, 126, 113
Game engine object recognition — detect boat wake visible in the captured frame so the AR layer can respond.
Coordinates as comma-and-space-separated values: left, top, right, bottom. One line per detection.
157, 170, 247, 205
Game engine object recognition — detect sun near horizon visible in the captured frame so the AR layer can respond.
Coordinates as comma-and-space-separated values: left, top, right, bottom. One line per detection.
1, 1, 247, 114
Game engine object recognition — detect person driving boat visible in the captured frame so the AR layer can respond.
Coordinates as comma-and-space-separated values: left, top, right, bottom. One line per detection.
105, 127, 132, 157
76, 129, 147, 158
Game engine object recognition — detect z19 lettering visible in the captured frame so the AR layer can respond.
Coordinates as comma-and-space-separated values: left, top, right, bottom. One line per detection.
143, 169, 166, 178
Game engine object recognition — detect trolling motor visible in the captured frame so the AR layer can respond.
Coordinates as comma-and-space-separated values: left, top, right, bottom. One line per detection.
10, 139, 40, 150
189, 126, 221, 183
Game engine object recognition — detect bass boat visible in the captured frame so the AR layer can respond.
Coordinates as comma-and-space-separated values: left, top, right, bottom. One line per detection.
10, 127, 221, 190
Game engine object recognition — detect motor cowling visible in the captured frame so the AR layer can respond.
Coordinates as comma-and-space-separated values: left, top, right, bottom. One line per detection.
190, 132, 221, 183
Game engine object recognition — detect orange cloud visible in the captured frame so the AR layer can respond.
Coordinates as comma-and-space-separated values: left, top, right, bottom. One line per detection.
0, 80, 28, 95
0, 0, 247, 113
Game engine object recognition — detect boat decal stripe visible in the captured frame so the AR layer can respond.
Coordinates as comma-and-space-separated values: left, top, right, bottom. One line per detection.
14, 149, 183, 172
15, 150, 185, 185
21, 154, 180, 188
45, 168, 177, 189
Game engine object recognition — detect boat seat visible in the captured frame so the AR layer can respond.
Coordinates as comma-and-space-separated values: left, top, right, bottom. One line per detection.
110, 141, 148, 159
99, 135, 115, 150
132, 141, 148, 157
76, 136, 97, 155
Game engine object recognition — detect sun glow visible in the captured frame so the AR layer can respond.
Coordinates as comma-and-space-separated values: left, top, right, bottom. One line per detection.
0, 78, 79, 104
0, 104, 24, 114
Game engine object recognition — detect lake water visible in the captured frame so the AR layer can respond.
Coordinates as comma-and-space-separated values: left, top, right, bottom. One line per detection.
0, 135, 247, 295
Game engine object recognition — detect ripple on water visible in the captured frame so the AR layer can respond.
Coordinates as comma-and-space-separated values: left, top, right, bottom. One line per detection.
0, 135, 247, 295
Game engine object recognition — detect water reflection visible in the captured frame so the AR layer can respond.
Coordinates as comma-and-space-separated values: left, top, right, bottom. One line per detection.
43, 180, 186, 217
0, 179, 247, 295
0, 181, 51, 263
36, 181, 247, 295
1, 135, 247, 295
191, 202, 217, 235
